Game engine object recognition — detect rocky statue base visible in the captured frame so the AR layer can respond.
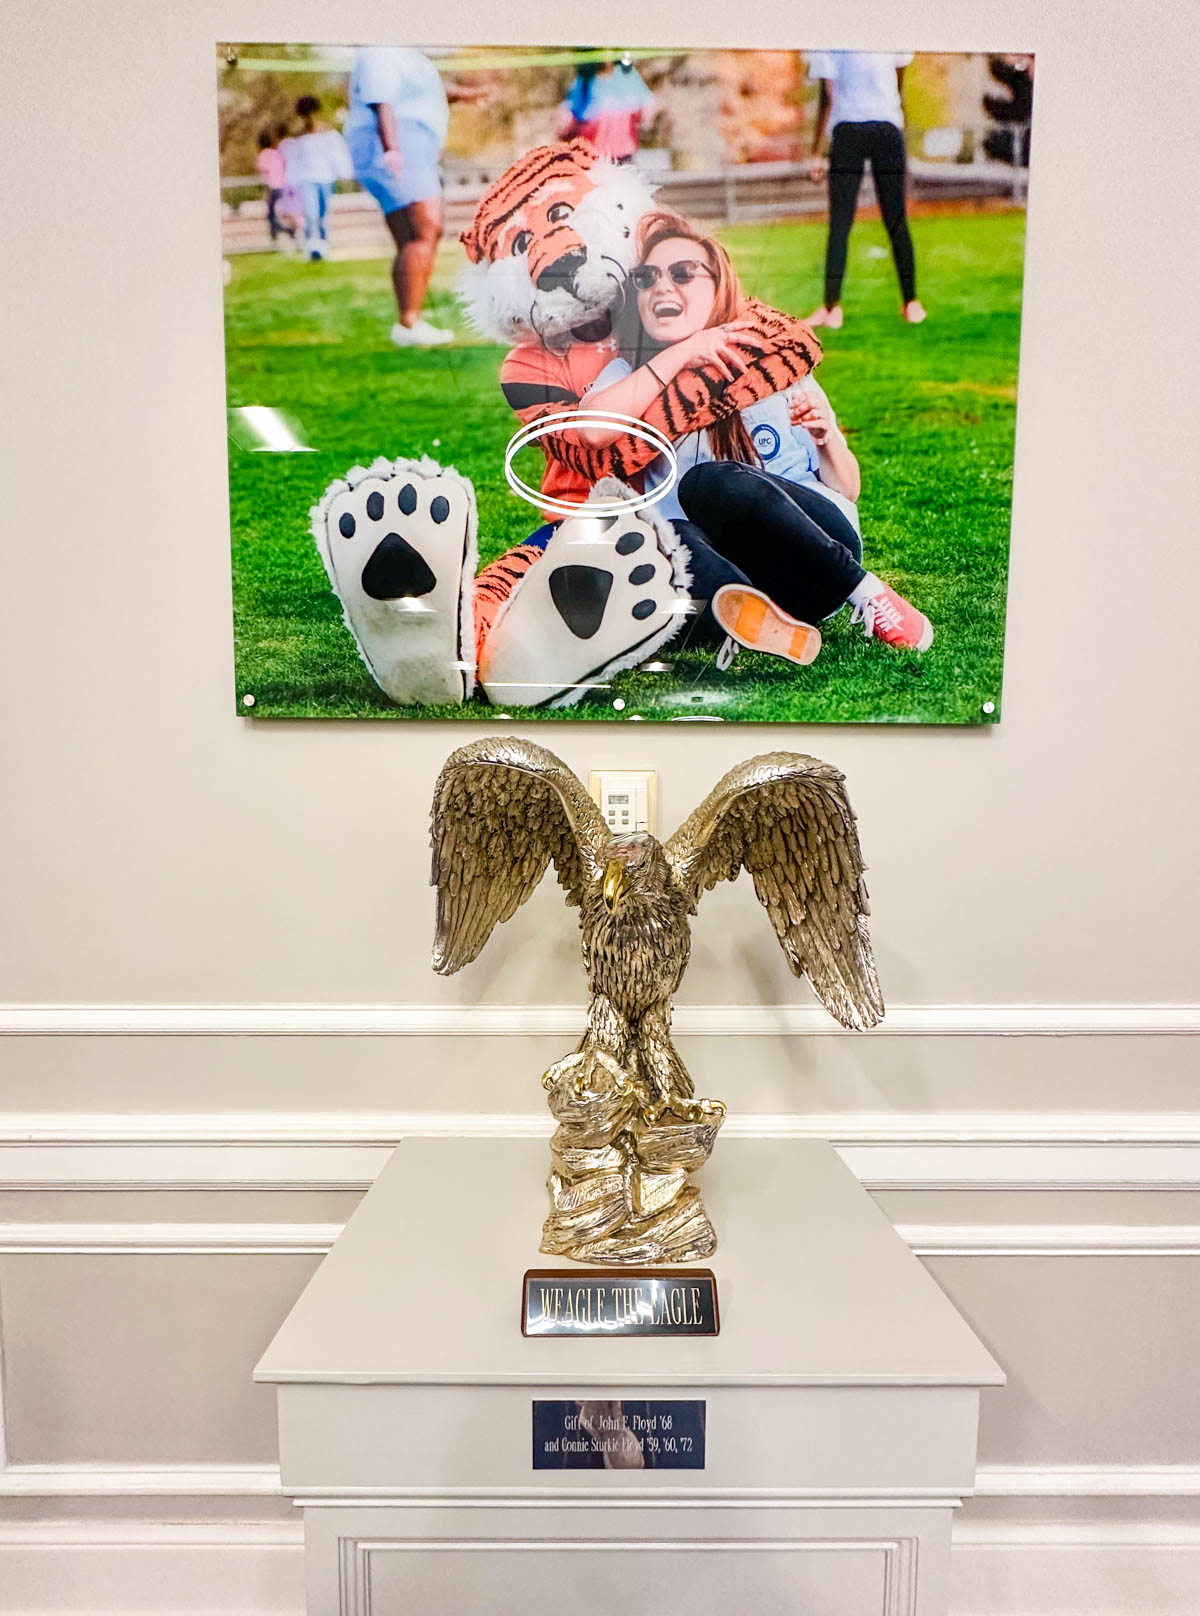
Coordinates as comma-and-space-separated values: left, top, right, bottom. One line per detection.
539, 1050, 726, 1265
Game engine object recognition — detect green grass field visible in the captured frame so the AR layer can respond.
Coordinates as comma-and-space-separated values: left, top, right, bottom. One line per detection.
224, 209, 1024, 724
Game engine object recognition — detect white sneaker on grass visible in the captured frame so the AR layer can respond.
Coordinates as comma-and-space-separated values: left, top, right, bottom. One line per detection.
390, 318, 454, 349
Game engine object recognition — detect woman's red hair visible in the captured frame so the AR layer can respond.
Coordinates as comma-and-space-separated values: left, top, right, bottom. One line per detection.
629, 211, 756, 465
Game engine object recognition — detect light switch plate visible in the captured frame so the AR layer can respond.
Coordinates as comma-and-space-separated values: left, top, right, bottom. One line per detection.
588, 770, 657, 837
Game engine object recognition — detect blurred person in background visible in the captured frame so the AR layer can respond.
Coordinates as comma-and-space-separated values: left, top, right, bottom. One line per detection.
255, 128, 295, 249
804, 51, 927, 328
273, 120, 305, 245
557, 54, 655, 164
345, 47, 488, 347
983, 54, 1034, 166
291, 95, 352, 261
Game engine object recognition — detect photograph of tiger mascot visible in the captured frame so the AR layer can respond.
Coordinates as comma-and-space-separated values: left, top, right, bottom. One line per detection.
312, 138, 825, 709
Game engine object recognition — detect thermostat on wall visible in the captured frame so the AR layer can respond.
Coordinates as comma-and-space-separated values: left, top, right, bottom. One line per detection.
588, 771, 657, 837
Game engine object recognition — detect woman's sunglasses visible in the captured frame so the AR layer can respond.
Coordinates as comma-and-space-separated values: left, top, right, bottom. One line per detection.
630, 260, 715, 292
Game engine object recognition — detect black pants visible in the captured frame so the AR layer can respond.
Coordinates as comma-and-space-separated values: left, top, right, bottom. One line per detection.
669, 519, 749, 646
825, 121, 916, 306
677, 462, 865, 625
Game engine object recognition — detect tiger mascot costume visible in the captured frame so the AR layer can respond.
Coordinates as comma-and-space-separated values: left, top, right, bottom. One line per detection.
310, 140, 823, 709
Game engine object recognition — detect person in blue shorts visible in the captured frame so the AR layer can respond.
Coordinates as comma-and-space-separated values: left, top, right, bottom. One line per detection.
344, 47, 487, 348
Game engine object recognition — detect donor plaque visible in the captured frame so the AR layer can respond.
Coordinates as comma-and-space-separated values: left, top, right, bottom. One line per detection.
533, 1401, 706, 1470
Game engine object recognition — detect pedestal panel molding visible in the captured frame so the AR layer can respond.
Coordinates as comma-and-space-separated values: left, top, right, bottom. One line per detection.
340, 1535, 919, 1616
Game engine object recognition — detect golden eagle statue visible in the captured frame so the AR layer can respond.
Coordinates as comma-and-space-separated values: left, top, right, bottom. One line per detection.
431, 738, 883, 1264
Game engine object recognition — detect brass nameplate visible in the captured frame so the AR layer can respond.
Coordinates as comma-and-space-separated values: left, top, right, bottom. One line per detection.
522, 1269, 719, 1337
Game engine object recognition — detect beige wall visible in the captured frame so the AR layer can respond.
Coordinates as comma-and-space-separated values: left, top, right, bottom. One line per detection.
2, 3, 1197, 1021
2, 0, 1199, 1609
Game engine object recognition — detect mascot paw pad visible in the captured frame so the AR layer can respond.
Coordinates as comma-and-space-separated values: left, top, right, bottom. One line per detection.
479, 489, 690, 709
311, 456, 477, 707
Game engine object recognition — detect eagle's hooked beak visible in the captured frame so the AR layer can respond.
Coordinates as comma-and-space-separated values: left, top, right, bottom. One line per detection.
603, 860, 629, 913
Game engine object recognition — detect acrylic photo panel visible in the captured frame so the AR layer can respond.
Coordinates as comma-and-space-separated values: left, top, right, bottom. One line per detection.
219, 46, 1033, 723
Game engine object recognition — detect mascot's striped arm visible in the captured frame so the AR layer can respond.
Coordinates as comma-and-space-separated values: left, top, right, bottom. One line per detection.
510, 300, 824, 484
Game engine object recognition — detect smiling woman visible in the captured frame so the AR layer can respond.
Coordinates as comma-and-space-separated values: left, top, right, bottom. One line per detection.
574, 209, 935, 660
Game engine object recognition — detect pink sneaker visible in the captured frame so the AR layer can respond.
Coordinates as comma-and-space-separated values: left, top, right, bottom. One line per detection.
850, 582, 933, 651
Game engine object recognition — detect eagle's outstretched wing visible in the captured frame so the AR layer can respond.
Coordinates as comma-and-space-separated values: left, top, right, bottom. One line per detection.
664, 753, 883, 1031
431, 738, 610, 976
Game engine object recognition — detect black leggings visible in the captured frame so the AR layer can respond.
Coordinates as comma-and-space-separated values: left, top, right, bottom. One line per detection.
825, 121, 916, 306
677, 461, 865, 625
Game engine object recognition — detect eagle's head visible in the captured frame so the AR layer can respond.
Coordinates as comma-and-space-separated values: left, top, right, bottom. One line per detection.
601, 832, 670, 912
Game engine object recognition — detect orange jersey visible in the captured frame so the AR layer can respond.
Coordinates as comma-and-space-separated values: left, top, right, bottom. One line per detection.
500, 335, 621, 514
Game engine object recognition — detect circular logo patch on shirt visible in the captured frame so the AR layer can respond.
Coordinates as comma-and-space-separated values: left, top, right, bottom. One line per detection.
751, 423, 781, 461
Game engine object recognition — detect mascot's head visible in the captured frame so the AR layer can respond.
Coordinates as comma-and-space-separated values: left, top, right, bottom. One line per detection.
459, 139, 654, 346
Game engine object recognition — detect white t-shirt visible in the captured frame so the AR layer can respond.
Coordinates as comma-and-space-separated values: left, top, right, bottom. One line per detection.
288, 129, 353, 186
345, 47, 449, 146
583, 362, 860, 532
806, 51, 913, 131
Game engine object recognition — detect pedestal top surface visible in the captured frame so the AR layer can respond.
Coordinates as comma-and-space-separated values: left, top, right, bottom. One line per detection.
255, 1137, 1002, 1388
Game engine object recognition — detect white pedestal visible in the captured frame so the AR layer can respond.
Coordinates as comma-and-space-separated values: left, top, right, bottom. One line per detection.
256, 1138, 1002, 1616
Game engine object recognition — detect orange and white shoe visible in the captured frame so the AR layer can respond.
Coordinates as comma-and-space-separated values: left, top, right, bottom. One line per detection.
712, 585, 822, 666
901, 300, 927, 324
850, 579, 933, 651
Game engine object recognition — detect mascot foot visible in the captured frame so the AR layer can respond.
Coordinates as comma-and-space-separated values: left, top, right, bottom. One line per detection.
478, 479, 692, 708
311, 455, 477, 705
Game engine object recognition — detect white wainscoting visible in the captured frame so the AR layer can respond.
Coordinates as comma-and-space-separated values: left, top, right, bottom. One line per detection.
1, 1517, 1199, 1616
1, 1001, 1197, 1612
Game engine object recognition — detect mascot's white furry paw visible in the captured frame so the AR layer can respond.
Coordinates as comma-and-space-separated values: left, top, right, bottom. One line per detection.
479, 480, 691, 709
311, 456, 477, 706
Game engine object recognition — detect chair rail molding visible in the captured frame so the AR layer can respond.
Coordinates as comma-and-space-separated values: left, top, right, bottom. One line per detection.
1, 1462, 1198, 1502
2, 1001, 1198, 1037
1, 1219, 1198, 1257
1, 1110, 1199, 1192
